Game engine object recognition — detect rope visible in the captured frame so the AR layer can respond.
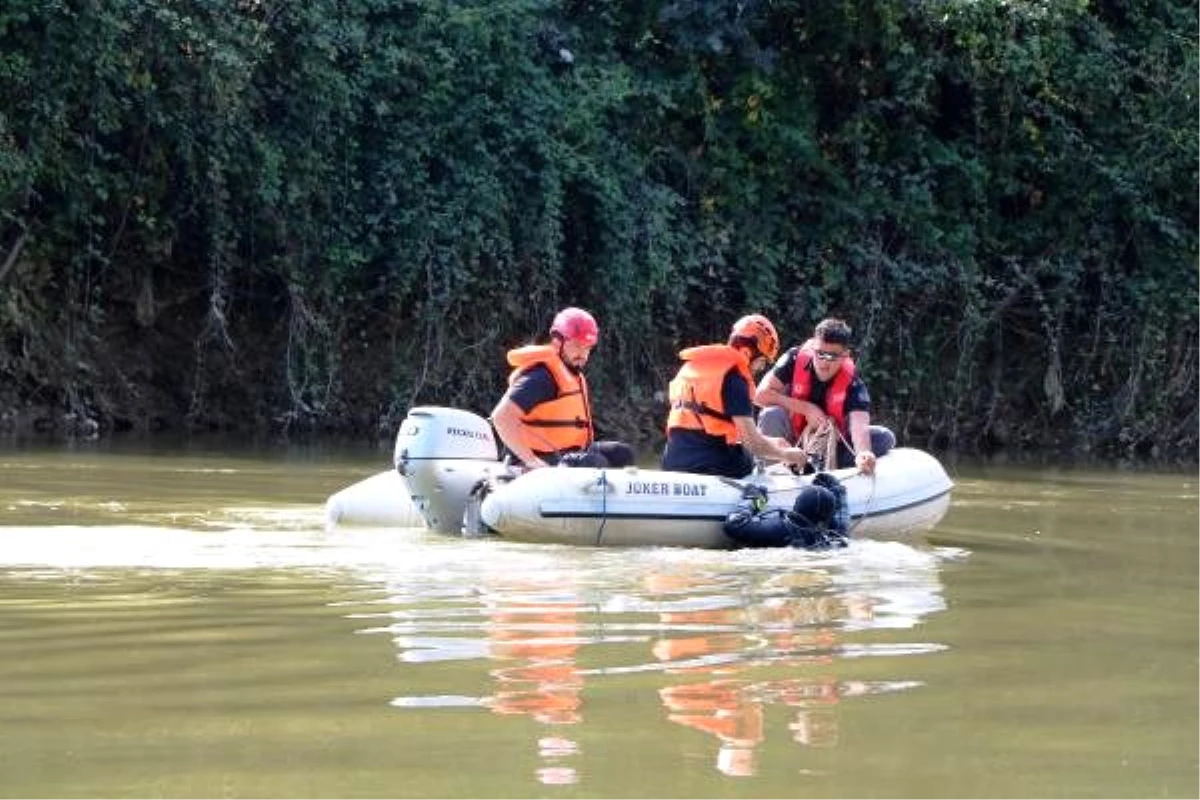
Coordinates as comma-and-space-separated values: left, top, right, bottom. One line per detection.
798, 417, 839, 471
842, 470, 875, 535
594, 470, 609, 546
799, 417, 879, 535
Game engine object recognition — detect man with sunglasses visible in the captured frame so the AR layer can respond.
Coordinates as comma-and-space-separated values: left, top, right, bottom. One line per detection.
753, 317, 895, 475
491, 307, 635, 470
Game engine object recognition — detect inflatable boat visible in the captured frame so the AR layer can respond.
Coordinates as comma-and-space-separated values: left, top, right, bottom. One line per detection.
324, 406, 954, 548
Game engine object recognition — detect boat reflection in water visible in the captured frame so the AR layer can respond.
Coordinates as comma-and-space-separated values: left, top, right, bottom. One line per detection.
481, 592, 587, 785
380, 543, 954, 784
645, 566, 935, 777
650, 572, 833, 777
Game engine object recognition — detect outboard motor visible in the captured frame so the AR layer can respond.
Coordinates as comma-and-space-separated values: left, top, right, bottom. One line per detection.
393, 406, 506, 535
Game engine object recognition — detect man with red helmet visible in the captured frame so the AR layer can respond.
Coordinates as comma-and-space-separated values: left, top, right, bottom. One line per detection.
662, 314, 809, 478
491, 307, 635, 470
753, 317, 894, 475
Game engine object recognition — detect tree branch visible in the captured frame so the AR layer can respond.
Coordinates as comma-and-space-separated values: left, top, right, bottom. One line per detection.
0, 230, 28, 285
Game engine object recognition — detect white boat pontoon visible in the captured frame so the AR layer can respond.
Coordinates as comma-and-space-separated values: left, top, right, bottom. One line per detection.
324, 406, 953, 549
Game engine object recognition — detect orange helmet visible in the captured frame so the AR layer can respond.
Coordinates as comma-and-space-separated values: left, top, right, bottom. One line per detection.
730, 314, 779, 363
550, 307, 599, 346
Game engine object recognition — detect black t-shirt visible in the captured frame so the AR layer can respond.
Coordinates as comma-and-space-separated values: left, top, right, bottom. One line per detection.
662, 368, 756, 478
504, 364, 564, 463
507, 365, 557, 412
769, 348, 872, 413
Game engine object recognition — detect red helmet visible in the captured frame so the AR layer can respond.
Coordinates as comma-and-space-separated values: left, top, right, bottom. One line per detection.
550, 307, 599, 346
730, 314, 780, 363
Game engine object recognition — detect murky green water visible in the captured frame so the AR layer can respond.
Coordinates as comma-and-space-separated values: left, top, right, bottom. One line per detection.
0, 447, 1196, 798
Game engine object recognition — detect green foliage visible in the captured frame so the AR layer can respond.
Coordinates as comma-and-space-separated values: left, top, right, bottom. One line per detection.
0, 0, 1194, 461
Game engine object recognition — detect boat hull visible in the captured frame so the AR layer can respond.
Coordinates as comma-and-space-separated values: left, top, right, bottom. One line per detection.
479, 448, 953, 548
322, 406, 955, 548
323, 469, 426, 531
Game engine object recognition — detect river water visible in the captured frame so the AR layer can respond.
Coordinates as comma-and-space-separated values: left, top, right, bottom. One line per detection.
0, 444, 1195, 798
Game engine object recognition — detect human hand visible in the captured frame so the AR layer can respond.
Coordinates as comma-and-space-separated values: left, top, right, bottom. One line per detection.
805, 410, 828, 429
511, 458, 548, 474
783, 446, 808, 465
854, 450, 876, 475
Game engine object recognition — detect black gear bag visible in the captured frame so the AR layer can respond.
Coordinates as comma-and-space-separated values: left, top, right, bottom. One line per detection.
723, 474, 849, 550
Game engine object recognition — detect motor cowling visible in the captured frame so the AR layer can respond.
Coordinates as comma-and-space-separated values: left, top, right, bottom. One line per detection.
393, 406, 500, 464
393, 406, 505, 535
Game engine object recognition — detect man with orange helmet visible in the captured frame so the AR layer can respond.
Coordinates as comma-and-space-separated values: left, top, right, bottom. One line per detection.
662, 314, 809, 478
491, 307, 635, 470
753, 317, 894, 475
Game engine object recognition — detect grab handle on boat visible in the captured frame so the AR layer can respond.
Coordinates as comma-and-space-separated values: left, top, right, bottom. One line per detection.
581, 471, 612, 494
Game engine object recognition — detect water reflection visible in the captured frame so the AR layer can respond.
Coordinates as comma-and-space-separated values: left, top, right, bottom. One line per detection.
645, 570, 837, 778
380, 543, 955, 783
483, 590, 587, 784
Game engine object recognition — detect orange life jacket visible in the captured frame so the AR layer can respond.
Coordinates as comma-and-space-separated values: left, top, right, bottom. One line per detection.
789, 339, 856, 436
506, 345, 593, 457
666, 345, 753, 445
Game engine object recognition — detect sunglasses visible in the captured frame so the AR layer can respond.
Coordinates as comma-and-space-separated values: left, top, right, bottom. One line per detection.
814, 349, 846, 362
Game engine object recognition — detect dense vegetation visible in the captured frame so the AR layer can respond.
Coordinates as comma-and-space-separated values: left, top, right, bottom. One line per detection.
1, 0, 1195, 463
